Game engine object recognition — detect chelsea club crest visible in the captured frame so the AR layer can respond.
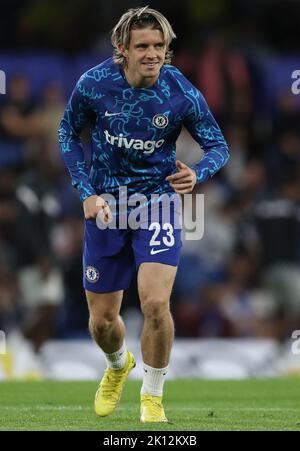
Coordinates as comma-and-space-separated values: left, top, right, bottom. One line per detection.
152, 114, 168, 129
85, 266, 100, 283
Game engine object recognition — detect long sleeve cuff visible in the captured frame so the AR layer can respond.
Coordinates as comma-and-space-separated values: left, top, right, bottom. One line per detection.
192, 146, 230, 184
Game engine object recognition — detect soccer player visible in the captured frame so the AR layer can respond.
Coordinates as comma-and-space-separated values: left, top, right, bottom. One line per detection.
58, 6, 229, 423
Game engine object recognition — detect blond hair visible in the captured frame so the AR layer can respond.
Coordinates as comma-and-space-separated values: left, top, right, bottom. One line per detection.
111, 6, 176, 66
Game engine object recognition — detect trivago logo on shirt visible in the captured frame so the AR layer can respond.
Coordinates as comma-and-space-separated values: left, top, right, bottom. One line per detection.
104, 130, 164, 154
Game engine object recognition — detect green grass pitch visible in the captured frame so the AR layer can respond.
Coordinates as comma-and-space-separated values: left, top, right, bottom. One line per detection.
0, 379, 299, 431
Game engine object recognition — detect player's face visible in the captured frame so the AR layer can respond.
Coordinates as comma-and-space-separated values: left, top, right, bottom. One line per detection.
121, 28, 166, 87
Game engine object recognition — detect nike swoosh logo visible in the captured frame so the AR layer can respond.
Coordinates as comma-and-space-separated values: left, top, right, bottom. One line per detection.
150, 248, 170, 255
105, 111, 121, 117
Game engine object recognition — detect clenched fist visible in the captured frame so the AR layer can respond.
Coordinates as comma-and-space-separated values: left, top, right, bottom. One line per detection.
83, 195, 112, 223
165, 160, 197, 194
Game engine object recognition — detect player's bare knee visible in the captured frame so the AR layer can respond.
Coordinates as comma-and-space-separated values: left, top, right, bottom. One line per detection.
141, 299, 170, 321
89, 313, 117, 338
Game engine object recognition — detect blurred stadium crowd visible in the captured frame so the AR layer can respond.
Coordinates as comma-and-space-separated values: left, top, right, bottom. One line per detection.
0, 0, 299, 358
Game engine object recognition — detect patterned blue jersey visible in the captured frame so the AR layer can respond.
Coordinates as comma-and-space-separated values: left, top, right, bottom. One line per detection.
58, 57, 229, 202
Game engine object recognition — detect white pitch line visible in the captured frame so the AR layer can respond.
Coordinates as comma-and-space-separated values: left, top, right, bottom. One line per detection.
172, 407, 300, 412
0, 406, 299, 413
0, 406, 90, 411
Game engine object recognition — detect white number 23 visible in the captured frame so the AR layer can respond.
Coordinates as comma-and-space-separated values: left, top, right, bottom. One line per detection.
149, 222, 175, 247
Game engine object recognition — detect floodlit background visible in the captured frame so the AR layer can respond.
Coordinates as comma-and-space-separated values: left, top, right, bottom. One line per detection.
0, 0, 299, 380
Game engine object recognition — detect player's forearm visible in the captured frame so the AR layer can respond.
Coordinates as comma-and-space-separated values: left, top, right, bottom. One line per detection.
58, 124, 96, 201
191, 145, 230, 184
63, 154, 96, 201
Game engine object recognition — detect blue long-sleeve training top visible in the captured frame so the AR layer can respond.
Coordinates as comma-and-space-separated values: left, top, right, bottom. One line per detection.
58, 57, 229, 202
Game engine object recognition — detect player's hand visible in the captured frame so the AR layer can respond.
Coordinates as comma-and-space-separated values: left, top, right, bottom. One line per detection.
83, 195, 112, 223
165, 160, 197, 194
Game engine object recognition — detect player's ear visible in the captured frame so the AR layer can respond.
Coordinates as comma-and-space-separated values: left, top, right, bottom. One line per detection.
118, 45, 128, 57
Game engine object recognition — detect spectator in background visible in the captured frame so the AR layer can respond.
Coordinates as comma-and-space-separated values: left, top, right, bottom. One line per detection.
273, 90, 300, 137
195, 36, 253, 126
242, 174, 300, 340
0, 151, 64, 379
52, 215, 89, 338
0, 75, 43, 167
267, 131, 300, 190
174, 279, 234, 338
0, 168, 20, 337
0, 264, 19, 332
223, 124, 249, 191
217, 252, 276, 339
14, 150, 64, 353
39, 82, 66, 168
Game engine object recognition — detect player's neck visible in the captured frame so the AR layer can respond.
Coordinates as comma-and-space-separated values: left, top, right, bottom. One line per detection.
124, 67, 159, 88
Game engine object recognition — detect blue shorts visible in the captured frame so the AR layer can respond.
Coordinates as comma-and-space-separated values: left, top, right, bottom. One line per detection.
83, 205, 182, 293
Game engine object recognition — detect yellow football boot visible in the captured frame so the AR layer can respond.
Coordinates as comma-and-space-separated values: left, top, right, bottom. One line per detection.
94, 351, 135, 417
140, 394, 168, 423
